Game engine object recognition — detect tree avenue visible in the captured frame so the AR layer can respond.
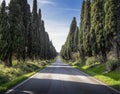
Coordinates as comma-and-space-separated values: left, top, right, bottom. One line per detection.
60, 0, 120, 71
0, 0, 57, 67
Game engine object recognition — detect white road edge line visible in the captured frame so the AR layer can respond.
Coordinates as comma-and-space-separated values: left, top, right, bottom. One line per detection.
5, 68, 47, 94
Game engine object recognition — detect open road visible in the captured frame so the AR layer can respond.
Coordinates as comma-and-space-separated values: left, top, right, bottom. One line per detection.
6, 56, 120, 94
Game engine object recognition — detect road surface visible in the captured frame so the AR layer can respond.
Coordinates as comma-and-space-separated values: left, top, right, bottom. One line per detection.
6, 56, 120, 94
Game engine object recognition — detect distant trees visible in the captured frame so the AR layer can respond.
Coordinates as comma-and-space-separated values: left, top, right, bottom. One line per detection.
0, 0, 57, 67
61, 0, 120, 65
61, 17, 78, 60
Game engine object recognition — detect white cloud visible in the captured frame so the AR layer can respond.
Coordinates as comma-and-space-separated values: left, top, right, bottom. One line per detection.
38, 0, 56, 6
59, 8, 80, 12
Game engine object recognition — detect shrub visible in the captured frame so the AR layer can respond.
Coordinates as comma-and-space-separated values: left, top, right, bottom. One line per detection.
41, 61, 47, 66
0, 73, 9, 85
71, 52, 80, 61
106, 57, 120, 71
86, 57, 98, 66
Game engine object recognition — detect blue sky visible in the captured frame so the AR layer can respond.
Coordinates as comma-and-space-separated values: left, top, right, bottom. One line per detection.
1, 0, 82, 52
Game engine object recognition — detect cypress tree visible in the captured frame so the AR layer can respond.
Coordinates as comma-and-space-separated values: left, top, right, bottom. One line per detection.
26, 4, 32, 58
69, 17, 77, 52
17, 0, 31, 59
38, 9, 42, 30
9, 0, 25, 61
67, 17, 77, 59
73, 26, 79, 52
37, 9, 42, 58
0, 0, 57, 65
82, 0, 92, 56
90, 0, 99, 56
44, 32, 50, 59
32, 0, 37, 22
40, 20, 45, 58
78, 0, 85, 61
0, 0, 12, 66
60, 17, 77, 60
49, 41, 57, 59
104, 0, 118, 58
90, 0, 107, 62
115, 0, 120, 58
31, 0, 38, 59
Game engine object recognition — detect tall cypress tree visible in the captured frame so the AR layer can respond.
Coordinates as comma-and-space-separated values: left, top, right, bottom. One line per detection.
32, 0, 37, 22
17, 0, 31, 59
9, 0, 25, 61
90, 0, 107, 62
90, 0, 98, 56
26, 4, 32, 58
0, 0, 12, 66
37, 9, 42, 58
60, 17, 77, 60
31, 0, 38, 59
69, 17, 77, 52
104, 0, 118, 58
40, 20, 45, 58
78, 0, 85, 61
82, 0, 92, 56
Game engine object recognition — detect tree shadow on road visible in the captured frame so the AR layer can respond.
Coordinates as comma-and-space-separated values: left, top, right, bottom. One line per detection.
6, 78, 120, 94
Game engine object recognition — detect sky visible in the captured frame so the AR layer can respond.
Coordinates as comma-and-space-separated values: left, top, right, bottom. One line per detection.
0, 0, 82, 52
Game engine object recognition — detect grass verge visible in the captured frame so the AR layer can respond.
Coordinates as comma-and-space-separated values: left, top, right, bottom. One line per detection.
0, 59, 54, 93
69, 62, 120, 91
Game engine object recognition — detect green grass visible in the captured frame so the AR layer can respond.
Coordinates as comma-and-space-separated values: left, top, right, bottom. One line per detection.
0, 59, 53, 93
75, 64, 120, 91
0, 72, 36, 93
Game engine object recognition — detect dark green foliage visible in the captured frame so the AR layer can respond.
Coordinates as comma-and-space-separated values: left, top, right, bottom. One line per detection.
0, 0, 57, 67
116, 0, 120, 58
61, 0, 120, 71
31, 0, 38, 58
0, 0, 12, 66
90, 0, 107, 63
17, 0, 32, 59
90, 0, 100, 56
69, 17, 77, 52
60, 17, 78, 60
9, 0, 25, 61
104, 0, 120, 59
78, 0, 86, 61
74, 26, 79, 52
82, 0, 91, 57
106, 58, 120, 71
30, 0, 57, 59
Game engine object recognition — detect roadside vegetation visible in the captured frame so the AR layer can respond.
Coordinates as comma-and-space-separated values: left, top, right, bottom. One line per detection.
67, 57, 120, 91
0, 0, 57, 67
0, 59, 55, 93
60, 0, 120, 91
0, 0, 57, 93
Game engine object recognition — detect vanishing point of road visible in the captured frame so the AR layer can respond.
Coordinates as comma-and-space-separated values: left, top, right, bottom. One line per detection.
6, 56, 120, 94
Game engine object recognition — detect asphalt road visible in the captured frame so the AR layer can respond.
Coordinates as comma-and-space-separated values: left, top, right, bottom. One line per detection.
6, 56, 120, 94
